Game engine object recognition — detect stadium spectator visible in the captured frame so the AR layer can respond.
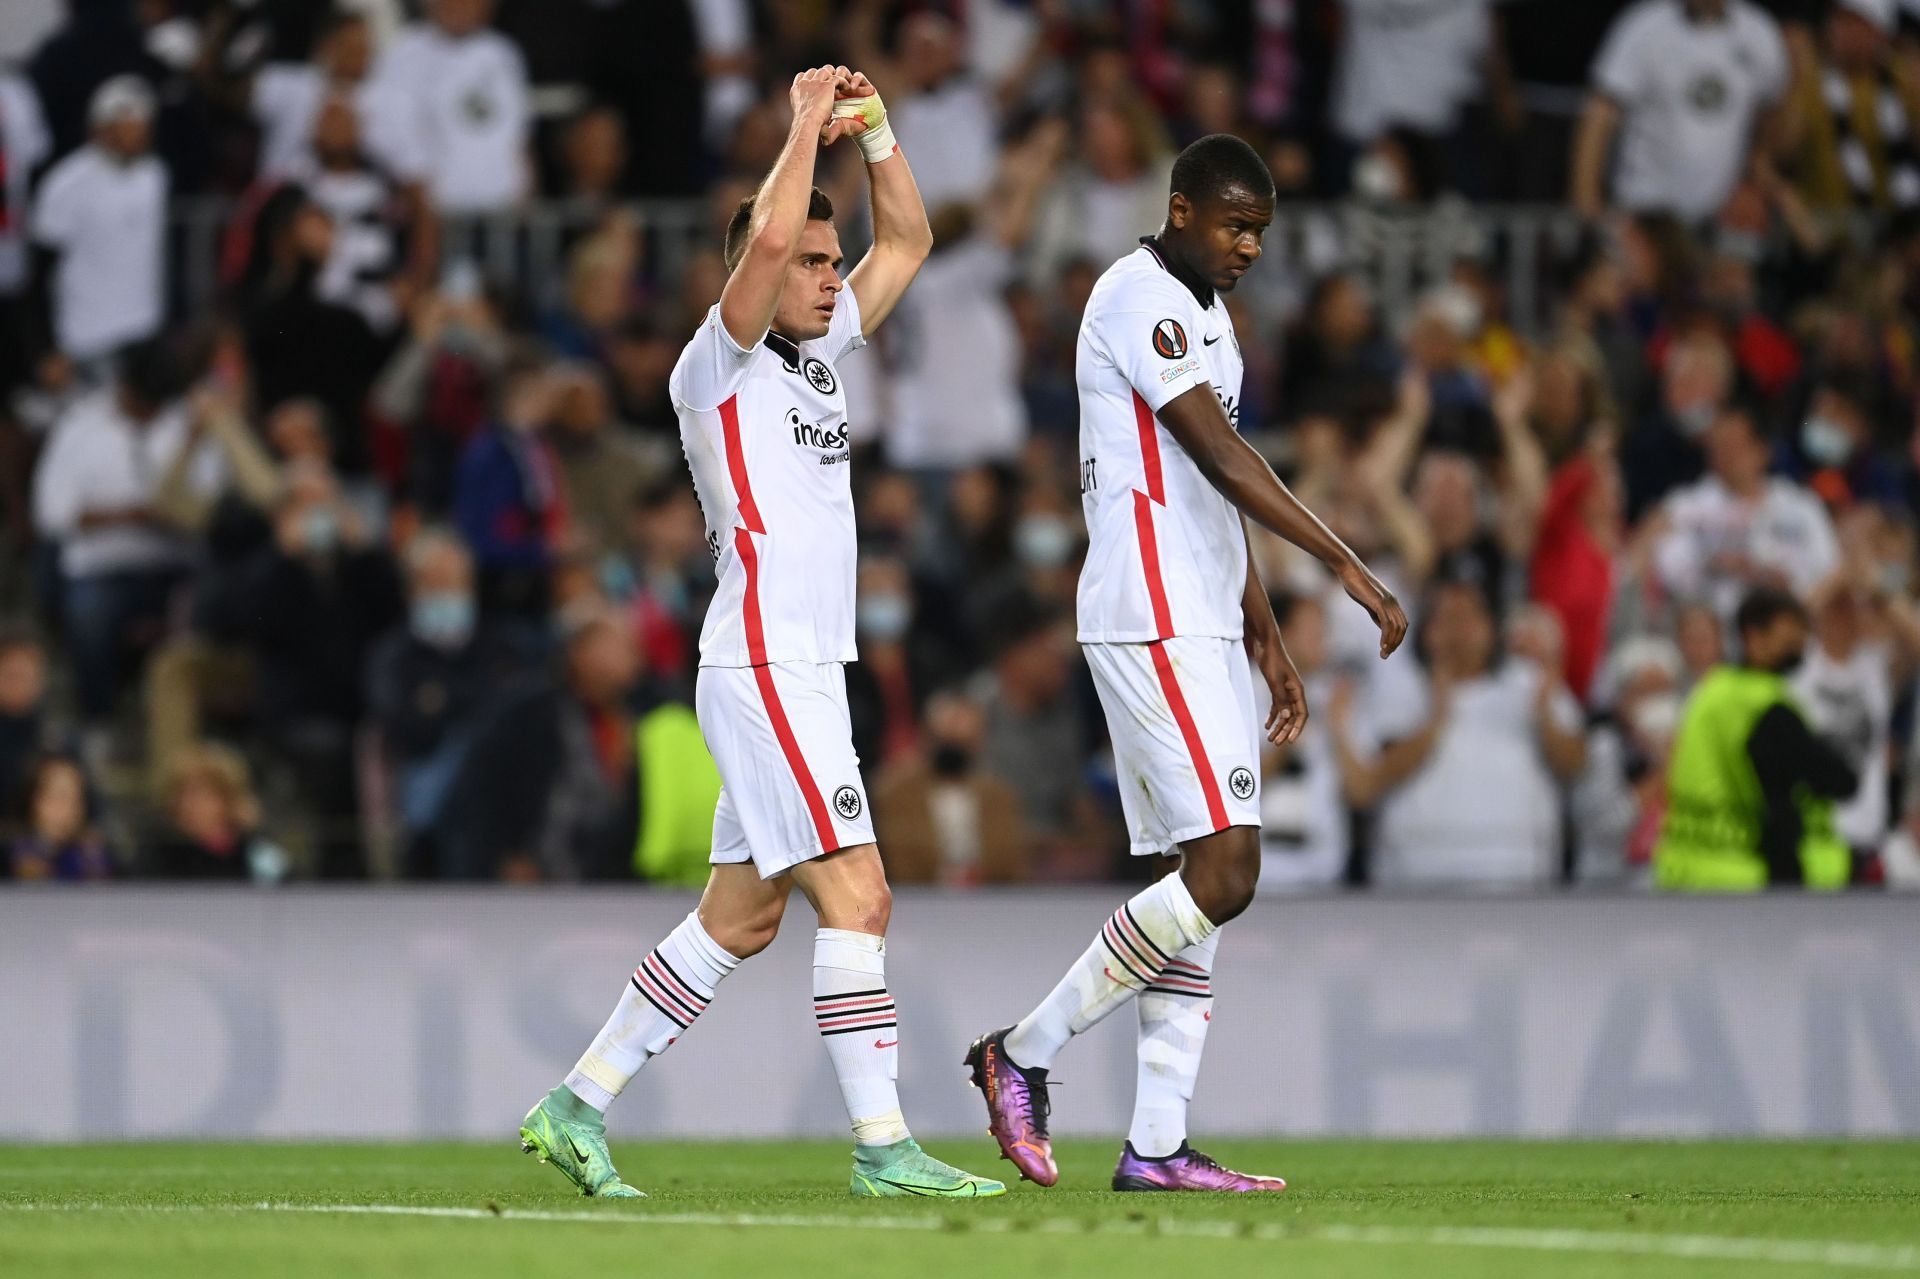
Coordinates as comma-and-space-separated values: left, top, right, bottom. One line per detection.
436, 605, 640, 881
1782, 0, 1919, 215
878, 120, 1062, 471
292, 94, 436, 336
1574, 0, 1789, 222
371, 283, 509, 513
32, 76, 166, 369
5, 751, 110, 881
238, 185, 386, 476
1656, 586, 1859, 890
366, 526, 529, 876
32, 338, 220, 734
872, 688, 1027, 885
1258, 593, 1349, 891
0, 69, 50, 397
547, 363, 647, 564
859, 10, 999, 213
1572, 634, 1684, 881
1027, 94, 1174, 286
1530, 447, 1625, 701
0, 631, 56, 812
1335, 576, 1585, 886
248, 8, 425, 183
1622, 327, 1735, 517
1332, 0, 1494, 197
972, 594, 1102, 878
1652, 401, 1841, 620
454, 357, 568, 617
145, 741, 289, 881
624, 479, 709, 690
373, 0, 531, 217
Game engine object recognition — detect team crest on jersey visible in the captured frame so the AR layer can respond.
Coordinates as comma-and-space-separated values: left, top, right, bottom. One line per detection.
833, 786, 862, 820
803, 357, 837, 394
1228, 767, 1256, 802
1151, 318, 1188, 359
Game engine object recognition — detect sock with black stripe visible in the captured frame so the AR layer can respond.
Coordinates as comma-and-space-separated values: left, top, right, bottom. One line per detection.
1130, 929, 1220, 1157
813, 928, 911, 1146
563, 911, 740, 1113
1004, 874, 1216, 1072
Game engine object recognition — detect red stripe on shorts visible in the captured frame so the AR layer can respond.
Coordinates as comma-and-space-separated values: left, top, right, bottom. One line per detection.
1148, 640, 1229, 832
751, 662, 839, 854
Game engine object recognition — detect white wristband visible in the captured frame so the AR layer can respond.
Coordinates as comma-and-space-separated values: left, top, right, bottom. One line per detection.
832, 94, 898, 163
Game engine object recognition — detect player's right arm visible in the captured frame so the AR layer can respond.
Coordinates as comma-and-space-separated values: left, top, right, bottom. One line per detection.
1155, 384, 1409, 658
717, 66, 849, 351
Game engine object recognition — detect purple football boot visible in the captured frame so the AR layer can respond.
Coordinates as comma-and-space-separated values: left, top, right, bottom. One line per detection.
963, 1028, 1058, 1186
1111, 1141, 1287, 1193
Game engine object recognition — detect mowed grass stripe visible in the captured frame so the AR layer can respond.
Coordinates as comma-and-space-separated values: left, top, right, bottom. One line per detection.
5, 1201, 1918, 1272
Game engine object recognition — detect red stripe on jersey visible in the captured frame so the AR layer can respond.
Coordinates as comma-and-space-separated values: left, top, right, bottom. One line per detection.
751, 662, 839, 853
734, 527, 769, 666
1132, 392, 1164, 505
720, 395, 763, 534
1148, 640, 1229, 832
1133, 490, 1174, 641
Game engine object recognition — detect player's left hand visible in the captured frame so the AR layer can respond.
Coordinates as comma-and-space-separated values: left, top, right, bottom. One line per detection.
1339, 561, 1408, 659
821, 71, 879, 146
1252, 630, 1309, 745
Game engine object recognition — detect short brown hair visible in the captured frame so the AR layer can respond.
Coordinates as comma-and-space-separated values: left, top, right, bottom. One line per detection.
723, 187, 835, 271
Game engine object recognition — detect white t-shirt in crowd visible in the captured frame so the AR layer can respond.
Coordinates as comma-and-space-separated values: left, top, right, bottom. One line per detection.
1652, 476, 1840, 618
1368, 658, 1580, 887
32, 390, 225, 578
31, 145, 168, 362
1333, 0, 1491, 142
293, 158, 406, 332
672, 290, 866, 668
0, 74, 50, 294
882, 237, 1027, 468
888, 77, 999, 213
1793, 639, 1892, 851
372, 25, 529, 214
1592, 0, 1789, 220
252, 64, 426, 182
1259, 671, 1349, 890
1076, 241, 1247, 644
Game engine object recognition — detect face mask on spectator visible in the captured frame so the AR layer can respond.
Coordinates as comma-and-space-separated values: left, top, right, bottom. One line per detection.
1674, 401, 1717, 438
301, 508, 339, 554
412, 591, 477, 649
1626, 692, 1680, 745
1800, 416, 1853, 467
856, 594, 911, 641
1014, 514, 1076, 569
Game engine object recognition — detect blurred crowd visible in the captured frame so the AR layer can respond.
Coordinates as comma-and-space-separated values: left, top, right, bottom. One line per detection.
3, 0, 1920, 889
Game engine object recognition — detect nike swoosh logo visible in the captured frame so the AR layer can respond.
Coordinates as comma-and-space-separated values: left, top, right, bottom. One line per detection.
876, 1177, 973, 1196
1204, 335, 1221, 346
874, 1038, 899, 1049
566, 1133, 593, 1164
1104, 966, 1121, 983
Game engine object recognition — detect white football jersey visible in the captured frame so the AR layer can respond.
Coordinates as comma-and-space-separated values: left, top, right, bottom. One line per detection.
673, 290, 865, 668
1075, 241, 1247, 643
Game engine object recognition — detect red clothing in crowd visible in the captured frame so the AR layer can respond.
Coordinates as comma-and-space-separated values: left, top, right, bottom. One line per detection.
1530, 455, 1613, 701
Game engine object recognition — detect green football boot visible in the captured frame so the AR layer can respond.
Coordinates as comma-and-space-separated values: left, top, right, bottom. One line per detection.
849, 1138, 1006, 1198
518, 1087, 645, 1199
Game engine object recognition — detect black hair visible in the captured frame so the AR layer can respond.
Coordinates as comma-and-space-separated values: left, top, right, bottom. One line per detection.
116, 337, 193, 410
724, 188, 835, 271
1170, 133, 1276, 205
1735, 586, 1807, 639
985, 590, 1062, 661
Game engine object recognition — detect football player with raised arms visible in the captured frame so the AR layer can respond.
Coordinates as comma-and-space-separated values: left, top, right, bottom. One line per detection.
519, 64, 1003, 1200
967, 134, 1408, 1192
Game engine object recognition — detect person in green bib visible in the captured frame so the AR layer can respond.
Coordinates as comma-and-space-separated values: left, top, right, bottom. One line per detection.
1656, 586, 1858, 890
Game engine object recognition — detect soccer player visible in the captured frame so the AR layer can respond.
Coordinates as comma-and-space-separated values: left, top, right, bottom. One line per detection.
519, 65, 1003, 1200
966, 135, 1408, 1192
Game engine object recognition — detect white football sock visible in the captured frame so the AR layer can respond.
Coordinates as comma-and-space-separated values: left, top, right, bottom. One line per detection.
1130, 929, 1220, 1157
813, 928, 911, 1146
564, 911, 740, 1112
1005, 873, 1216, 1071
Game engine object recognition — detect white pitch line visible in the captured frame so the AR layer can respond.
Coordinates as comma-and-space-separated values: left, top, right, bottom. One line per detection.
4, 1201, 1918, 1271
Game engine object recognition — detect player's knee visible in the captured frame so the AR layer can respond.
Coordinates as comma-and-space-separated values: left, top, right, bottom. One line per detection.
822, 876, 891, 936
706, 907, 783, 959
1180, 828, 1261, 924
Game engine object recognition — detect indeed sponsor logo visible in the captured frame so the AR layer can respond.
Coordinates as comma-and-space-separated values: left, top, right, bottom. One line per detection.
788, 407, 849, 451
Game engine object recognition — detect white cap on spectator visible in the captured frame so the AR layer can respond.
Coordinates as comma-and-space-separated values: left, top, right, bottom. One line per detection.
1838, 0, 1895, 31
89, 76, 156, 127
1593, 635, 1684, 708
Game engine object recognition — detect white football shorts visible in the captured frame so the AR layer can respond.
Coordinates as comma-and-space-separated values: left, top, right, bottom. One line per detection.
697, 660, 874, 879
1085, 635, 1263, 857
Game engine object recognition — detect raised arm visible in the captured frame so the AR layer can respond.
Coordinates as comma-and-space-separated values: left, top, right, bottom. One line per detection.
839, 71, 933, 333
718, 66, 849, 350
1570, 94, 1621, 221
1157, 384, 1409, 657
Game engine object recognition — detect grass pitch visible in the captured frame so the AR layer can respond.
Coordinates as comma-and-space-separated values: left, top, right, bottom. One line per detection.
1, 1139, 1916, 1278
